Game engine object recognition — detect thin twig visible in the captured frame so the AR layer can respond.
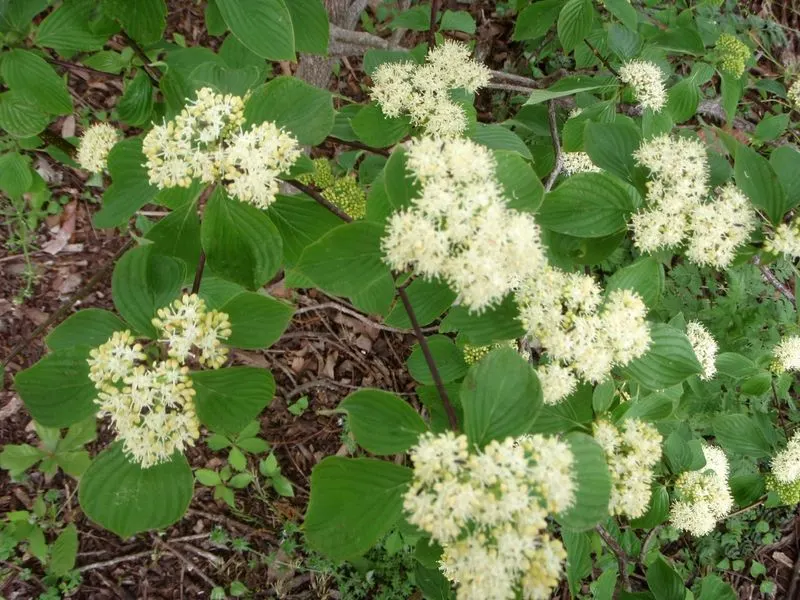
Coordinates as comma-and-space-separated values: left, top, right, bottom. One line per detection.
544, 101, 563, 192
753, 255, 796, 305
639, 525, 662, 565
285, 179, 354, 223
486, 82, 538, 94
38, 128, 76, 158
2, 239, 135, 369
119, 30, 161, 85
191, 251, 206, 295
326, 136, 391, 156
295, 301, 436, 334
584, 39, 619, 77
596, 525, 631, 591
398, 286, 459, 431
428, 0, 441, 50
727, 497, 766, 519
152, 537, 219, 589
46, 56, 124, 79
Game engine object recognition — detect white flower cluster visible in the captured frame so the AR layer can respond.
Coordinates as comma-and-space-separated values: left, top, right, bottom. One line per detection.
382, 137, 547, 313
87, 295, 231, 468
370, 41, 491, 137
789, 79, 800, 109
619, 60, 667, 112
561, 151, 601, 176
632, 135, 755, 268
143, 87, 301, 209
765, 219, 800, 259
772, 431, 800, 485
516, 266, 650, 400
405, 432, 575, 600
77, 123, 120, 173
593, 419, 663, 518
670, 445, 734, 536
773, 335, 800, 372
686, 321, 718, 380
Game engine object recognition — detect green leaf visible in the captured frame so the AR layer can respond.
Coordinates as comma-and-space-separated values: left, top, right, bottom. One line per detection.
112, 245, 185, 338
734, 144, 788, 224
653, 27, 704, 55
244, 77, 334, 146
94, 138, 158, 228
0, 444, 43, 475
1, 0, 49, 34
27, 526, 48, 563
470, 123, 532, 160
755, 113, 789, 142
630, 485, 670, 528
384, 278, 456, 328
646, 556, 686, 600
145, 187, 202, 270
440, 9, 475, 34
55, 451, 92, 478
0, 92, 49, 137
770, 145, 800, 211
49, 524, 78, 576
563, 530, 592, 596
103, 0, 166, 45
268, 194, 343, 266
439, 295, 525, 345
340, 389, 427, 455
382, 147, 420, 215
1, 50, 72, 115
713, 414, 773, 458
15, 347, 97, 428
622, 392, 673, 421
584, 121, 642, 183
59, 417, 98, 450
228, 446, 247, 471
191, 367, 275, 436
593, 379, 616, 414
558, 0, 594, 52
201, 188, 283, 290
605, 257, 664, 308
715, 352, 759, 379
46, 309, 128, 351
538, 173, 634, 237
79, 443, 193, 537
271, 473, 294, 497
289, 221, 393, 300
407, 335, 468, 386
283, 0, 328, 55
667, 79, 700, 124
304, 457, 412, 561
720, 70, 743, 123
530, 384, 593, 434
351, 102, 411, 149
525, 75, 616, 105
221, 292, 294, 349
83, 50, 129, 74
697, 575, 736, 600
608, 23, 641, 60
36, 0, 109, 54
513, 0, 562, 41
604, 0, 638, 30
621, 323, 702, 389
117, 70, 154, 127
195, 469, 222, 486
557, 432, 611, 530
390, 5, 430, 31
205, 0, 227, 34
461, 348, 542, 447
216, 0, 295, 60
0, 151, 32, 197
494, 150, 544, 213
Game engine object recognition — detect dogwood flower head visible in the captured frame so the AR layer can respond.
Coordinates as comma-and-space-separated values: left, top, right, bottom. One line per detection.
773, 335, 800, 372
670, 444, 733, 536
537, 363, 578, 405
686, 185, 755, 269
765, 219, 800, 258
619, 60, 667, 112
789, 79, 800, 109
562, 152, 601, 175
382, 137, 547, 313
594, 419, 663, 518
686, 321, 718, 380
771, 431, 800, 484
371, 41, 490, 137
77, 123, 120, 173
716, 33, 750, 77
404, 432, 574, 600
88, 330, 146, 386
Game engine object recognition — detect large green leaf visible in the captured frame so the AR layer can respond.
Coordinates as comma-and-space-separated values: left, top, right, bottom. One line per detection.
734, 144, 788, 224
244, 77, 334, 146
79, 443, 193, 537
46, 309, 128, 351
384, 278, 456, 328
340, 389, 427, 455
630, 485, 670, 529
605, 257, 664, 308
621, 323, 702, 389
769, 145, 800, 212
530, 384, 593, 434
112, 245, 185, 338
667, 79, 700, 124
0, 151, 32, 197
36, 0, 109, 54
117, 70, 154, 127
0, 91, 49, 137
583, 121, 641, 183
604, 0, 637, 30
220, 291, 294, 349
14, 347, 97, 428
304, 457, 412, 561
525, 75, 616, 105
216, 0, 295, 61
103, 0, 166, 45
461, 348, 542, 447
646, 555, 686, 600
407, 335, 468, 385
201, 188, 283, 290
557, 0, 594, 52
712, 414, 773, 458
351, 103, 411, 149
439, 295, 525, 345
268, 194, 343, 266
494, 150, 544, 213
49, 524, 78, 577
538, 173, 634, 237
382, 148, 420, 215
94, 138, 159, 228
145, 187, 202, 271
284, 0, 328, 55
697, 575, 737, 600
470, 123, 532, 160
513, 0, 562, 41
556, 433, 611, 530
0, 0, 49, 34
1, 49, 73, 115
191, 367, 275, 435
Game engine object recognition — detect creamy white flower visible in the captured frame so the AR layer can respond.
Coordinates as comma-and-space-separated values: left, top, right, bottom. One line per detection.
686, 185, 755, 269
773, 335, 800, 372
670, 445, 733, 536
789, 79, 800, 109
772, 431, 800, 484
537, 363, 577, 405
686, 321, 718, 380
562, 152, 601, 175
77, 123, 120, 173
765, 220, 800, 258
619, 60, 667, 112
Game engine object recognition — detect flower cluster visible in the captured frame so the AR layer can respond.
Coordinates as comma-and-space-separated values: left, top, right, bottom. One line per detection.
516, 266, 650, 399
789, 79, 800, 110
77, 123, 120, 173
593, 419, 663, 518
143, 87, 301, 209
765, 219, 800, 259
462, 340, 517, 365
404, 432, 575, 600
370, 41, 491, 137
632, 135, 755, 268
772, 335, 800, 372
561, 152, 601, 176
619, 60, 667, 112
382, 137, 547, 313
87, 295, 231, 468
686, 321, 718, 380
536, 363, 578, 405
670, 445, 734, 536
716, 33, 750, 78
771, 431, 800, 485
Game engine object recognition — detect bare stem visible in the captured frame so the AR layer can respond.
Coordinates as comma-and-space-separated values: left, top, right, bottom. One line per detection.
38, 128, 76, 158
120, 30, 161, 85
544, 100, 563, 192
752, 255, 796, 306
428, 0, 441, 50
596, 525, 631, 591
326, 136, 391, 156
584, 39, 619, 77
191, 251, 206, 295
285, 179, 354, 223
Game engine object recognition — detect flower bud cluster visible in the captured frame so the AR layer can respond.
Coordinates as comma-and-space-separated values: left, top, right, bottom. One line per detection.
143, 87, 301, 209
382, 137, 547, 313
87, 294, 231, 468
404, 432, 575, 600
461, 340, 517, 365
619, 60, 667, 112
299, 159, 366, 219
715, 33, 750, 78
77, 123, 120, 173
593, 419, 663, 518
686, 321, 718, 380
371, 41, 491, 138
670, 445, 734, 536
